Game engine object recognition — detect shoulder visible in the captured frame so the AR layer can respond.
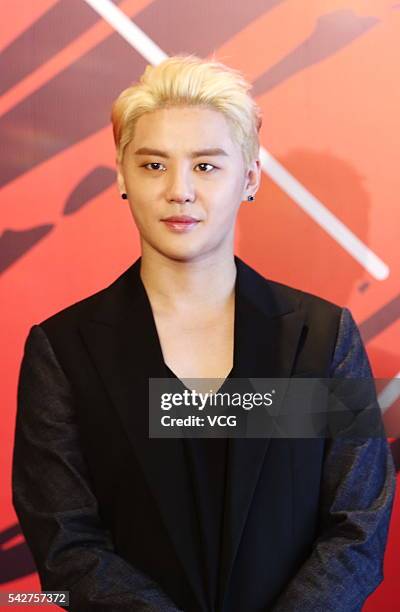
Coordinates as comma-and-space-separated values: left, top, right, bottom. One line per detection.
268, 277, 341, 319
236, 256, 343, 321
250, 266, 370, 376
253, 269, 371, 377
36, 263, 135, 340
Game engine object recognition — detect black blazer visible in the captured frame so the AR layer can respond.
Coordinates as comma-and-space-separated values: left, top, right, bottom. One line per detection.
12, 255, 395, 612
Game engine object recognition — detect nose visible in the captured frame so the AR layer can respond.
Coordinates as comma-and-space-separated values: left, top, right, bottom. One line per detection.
166, 167, 195, 204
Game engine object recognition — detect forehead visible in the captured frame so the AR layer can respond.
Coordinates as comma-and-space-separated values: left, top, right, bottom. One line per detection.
130, 106, 237, 152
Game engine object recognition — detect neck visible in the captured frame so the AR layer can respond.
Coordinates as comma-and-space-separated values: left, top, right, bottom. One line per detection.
139, 245, 237, 316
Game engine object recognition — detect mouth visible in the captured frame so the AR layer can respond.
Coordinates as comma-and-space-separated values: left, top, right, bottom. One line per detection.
161, 216, 200, 233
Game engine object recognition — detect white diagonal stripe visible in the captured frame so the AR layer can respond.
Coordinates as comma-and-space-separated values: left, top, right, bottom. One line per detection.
83, 0, 167, 63
259, 149, 389, 280
83, 0, 390, 281
378, 372, 400, 414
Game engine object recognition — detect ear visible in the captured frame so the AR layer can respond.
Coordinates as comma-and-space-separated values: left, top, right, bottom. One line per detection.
116, 159, 127, 195
242, 158, 261, 200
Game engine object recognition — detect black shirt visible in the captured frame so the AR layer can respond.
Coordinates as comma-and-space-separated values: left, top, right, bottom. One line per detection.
163, 362, 233, 612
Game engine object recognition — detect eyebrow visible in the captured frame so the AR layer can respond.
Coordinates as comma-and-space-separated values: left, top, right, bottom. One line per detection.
133, 147, 229, 158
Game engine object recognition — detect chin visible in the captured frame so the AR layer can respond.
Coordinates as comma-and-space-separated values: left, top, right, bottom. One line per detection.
162, 249, 203, 263
156, 241, 208, 263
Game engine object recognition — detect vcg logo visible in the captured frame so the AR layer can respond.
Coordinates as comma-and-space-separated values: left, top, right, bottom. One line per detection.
207, 415, 236, 427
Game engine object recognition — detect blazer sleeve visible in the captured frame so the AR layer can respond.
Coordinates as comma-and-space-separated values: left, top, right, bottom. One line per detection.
271, 307, 397, 612
12, 324, 184, 612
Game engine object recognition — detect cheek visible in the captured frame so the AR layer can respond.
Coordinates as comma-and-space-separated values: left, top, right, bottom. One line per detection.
129, 202, 163, 238
127, 202, 147, 229
209, 190, 241, 222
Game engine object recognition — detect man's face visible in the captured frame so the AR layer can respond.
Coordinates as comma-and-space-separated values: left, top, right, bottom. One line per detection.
118, 106, 259, 262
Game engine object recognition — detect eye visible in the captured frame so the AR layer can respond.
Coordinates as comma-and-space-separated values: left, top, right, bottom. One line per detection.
143, 162, 166, 171
196, 163, 216, 172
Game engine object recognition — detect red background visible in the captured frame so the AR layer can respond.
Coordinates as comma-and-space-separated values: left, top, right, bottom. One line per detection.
1, 1, 399, 609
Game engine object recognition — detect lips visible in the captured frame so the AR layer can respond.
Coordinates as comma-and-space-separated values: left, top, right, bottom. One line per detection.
162, 216, 199, 223
161, 216, 200, 233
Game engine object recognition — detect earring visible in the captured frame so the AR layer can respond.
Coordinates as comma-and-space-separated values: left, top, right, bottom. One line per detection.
247, 195, 255, 202
121, 193, 128, 200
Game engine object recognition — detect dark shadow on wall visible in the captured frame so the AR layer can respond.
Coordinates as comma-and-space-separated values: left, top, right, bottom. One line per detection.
0, 166, 115, 274
0, 523, 35, 583
252, 9, 379, 96
237, 147, 398, 358
237, 149, 370, 306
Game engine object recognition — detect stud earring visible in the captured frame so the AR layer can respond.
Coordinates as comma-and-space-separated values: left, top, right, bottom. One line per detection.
121, 193, 128, 200
247, 195, 255, 202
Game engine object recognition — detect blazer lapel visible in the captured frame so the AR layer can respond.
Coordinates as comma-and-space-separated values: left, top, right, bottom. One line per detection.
217, 256, 306, 612
79, 257, 207, 612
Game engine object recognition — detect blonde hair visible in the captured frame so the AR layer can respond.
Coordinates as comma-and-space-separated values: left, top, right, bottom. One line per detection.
111, 54, 262, 168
